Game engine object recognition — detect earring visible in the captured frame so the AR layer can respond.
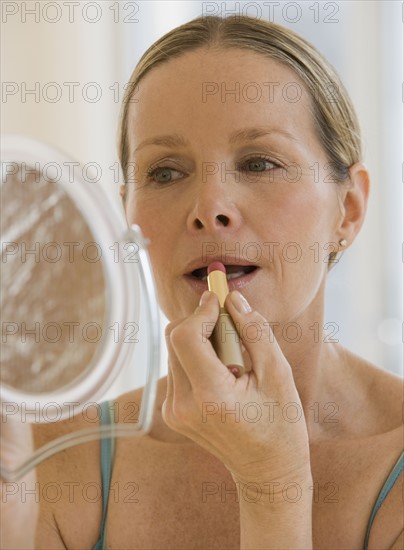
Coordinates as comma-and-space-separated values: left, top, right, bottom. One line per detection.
339, 238, 347, 247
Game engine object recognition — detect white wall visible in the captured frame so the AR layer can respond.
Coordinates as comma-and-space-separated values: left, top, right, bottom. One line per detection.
2, 1, 402, 383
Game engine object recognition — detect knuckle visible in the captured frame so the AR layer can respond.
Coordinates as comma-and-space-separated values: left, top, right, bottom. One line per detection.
239, 314, 271, 347
172, 400, 189, 423
161, 405, 175, 429
165, 399, 194, 431
169, 322, 193, 347
164, 324, 174, 341
243, 309, 267, 329
165, 320, 179, 339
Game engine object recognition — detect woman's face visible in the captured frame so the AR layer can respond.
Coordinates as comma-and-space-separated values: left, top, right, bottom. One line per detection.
124, 47, 345, 324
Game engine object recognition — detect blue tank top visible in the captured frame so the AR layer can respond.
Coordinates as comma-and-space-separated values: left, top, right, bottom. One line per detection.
93, 401, 116, 550
93, 401, 404, 549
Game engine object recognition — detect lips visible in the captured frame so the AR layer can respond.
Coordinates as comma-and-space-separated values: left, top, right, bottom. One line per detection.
183, 260, 259, 293
191, 264, 257, 282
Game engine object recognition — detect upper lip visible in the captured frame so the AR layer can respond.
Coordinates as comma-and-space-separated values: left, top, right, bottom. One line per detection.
184, 255, 259, 276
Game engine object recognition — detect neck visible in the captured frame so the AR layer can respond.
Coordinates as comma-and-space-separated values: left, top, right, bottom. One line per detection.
270, 289, 345, 441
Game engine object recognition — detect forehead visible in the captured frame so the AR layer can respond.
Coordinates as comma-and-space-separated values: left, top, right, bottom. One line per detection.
127, 47, 316, 151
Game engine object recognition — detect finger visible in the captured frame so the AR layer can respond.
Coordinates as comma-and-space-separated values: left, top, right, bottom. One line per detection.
163, 320, 194, 431
169, 291, 234, 389
224, 291, 292, 386
165, 320, 193, 399
164, 356, 173, 407
163, 318, 184, 414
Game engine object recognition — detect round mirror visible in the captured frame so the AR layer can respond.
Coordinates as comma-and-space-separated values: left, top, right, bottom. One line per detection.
1, 157, 108, 394
0, 135, 161, 480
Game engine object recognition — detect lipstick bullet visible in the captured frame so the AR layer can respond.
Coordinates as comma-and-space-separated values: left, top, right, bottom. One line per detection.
207, 262, 245, 377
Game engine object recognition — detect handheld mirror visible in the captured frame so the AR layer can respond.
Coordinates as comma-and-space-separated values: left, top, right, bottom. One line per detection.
1, 135, 161, 480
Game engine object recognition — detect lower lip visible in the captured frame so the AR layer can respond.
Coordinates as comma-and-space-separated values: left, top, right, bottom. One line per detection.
184, 268, 260, 293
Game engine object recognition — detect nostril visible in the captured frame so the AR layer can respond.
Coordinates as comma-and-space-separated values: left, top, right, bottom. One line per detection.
193, 214, 229, 230
216, 214, 229, 226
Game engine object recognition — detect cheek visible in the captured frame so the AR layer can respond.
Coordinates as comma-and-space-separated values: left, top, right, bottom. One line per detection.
125, 191, 158, 235
256, 188, 325, 237
124, 194, 178, 276
283, 182, 335, 225
125, 198, 174, 312
254, 184, 337, 270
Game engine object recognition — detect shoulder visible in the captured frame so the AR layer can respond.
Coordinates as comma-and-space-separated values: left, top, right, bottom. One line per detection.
109, 387, 144, 424
33, 394, 140, 549
343, 351, 404, 548
32, 390, 145, 473
339, 346, 403, 434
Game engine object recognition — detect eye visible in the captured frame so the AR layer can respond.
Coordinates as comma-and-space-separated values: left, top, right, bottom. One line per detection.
146, 165, 184, 184
238, 155, 278, 173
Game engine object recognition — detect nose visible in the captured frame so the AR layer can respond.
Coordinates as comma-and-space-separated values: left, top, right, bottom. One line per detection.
186, 171, 243, 235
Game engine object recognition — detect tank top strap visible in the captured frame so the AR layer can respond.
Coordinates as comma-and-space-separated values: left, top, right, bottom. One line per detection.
363, 450, 404, 549
93, 401, 115, 550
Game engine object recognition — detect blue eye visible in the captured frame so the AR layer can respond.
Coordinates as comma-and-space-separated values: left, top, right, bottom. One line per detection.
146, 166, 183, 184
241, 157, 277, 172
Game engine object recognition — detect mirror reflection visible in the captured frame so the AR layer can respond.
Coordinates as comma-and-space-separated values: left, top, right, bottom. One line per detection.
1, 163, 107, 393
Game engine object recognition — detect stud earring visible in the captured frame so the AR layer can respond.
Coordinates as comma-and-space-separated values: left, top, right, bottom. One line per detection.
339, 238, 347, 247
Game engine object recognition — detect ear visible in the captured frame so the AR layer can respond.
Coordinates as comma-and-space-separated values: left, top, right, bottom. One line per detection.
335, 162, 370, 245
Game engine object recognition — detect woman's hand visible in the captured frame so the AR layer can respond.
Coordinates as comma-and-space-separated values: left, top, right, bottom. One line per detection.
0, 415, 38, 549
162, 289, 312, 487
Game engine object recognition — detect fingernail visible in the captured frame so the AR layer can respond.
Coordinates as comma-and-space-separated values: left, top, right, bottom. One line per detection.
199, 290, 211, 307
230, 291, 251, 313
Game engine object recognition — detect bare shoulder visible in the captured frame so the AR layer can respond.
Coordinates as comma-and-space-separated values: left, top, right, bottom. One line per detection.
32, 393, 142, 549
336, 348, 403, 547
33, 404, 103, 548
339, 346, 403, 434
109, 385, 144, 424
32, 388, 147, 482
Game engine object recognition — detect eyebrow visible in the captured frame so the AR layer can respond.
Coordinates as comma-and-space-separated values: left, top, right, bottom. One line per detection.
133, 126, 299, 154
229, 126, 300, 145
133, 134, 187, 154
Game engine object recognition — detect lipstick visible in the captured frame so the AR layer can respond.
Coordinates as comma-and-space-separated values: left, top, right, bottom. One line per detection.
207, 262, 245, 377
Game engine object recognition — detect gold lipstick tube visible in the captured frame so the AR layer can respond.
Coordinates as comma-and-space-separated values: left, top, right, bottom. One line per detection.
207, 269, 245, 376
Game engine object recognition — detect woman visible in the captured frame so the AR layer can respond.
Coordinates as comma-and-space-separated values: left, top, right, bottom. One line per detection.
4, 14, 403, 549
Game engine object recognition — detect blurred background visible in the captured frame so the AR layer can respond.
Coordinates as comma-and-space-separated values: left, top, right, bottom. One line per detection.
1, 0, 402, 381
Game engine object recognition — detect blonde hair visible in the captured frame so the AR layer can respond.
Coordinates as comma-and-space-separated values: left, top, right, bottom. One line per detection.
118, 15, 362, 268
